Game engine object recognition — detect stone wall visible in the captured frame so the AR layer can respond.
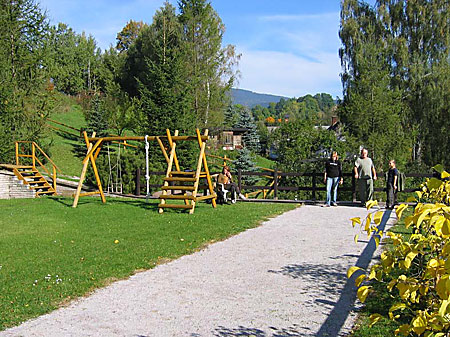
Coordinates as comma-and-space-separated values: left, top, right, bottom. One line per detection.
0, 171, 36, 199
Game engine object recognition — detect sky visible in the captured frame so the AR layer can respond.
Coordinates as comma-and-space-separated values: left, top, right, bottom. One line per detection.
38, 0, 347, 99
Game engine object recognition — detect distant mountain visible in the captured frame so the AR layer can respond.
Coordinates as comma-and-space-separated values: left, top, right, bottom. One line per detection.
229, 88, 289, 108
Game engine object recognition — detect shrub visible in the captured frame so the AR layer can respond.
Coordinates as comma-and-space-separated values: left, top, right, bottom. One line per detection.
349, 165, 450, 336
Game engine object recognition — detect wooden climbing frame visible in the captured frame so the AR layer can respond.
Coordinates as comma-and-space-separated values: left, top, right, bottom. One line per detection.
72, 129, 216, 214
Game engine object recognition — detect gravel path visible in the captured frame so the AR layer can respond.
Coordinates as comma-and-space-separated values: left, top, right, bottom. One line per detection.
1, 205, 396, 337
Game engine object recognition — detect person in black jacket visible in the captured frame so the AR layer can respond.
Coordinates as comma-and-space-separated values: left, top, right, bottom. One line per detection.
323, 151, 343, 207
386, 159, 399, 209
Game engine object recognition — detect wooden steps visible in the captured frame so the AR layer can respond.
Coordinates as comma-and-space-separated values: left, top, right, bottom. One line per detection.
158, 129, 216, 214
8, 165, 57, 197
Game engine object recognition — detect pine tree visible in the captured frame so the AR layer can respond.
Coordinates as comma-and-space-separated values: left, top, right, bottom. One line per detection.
233, 147, 257, 185
87, 95, 108, 137
0, 0, 51, 162
136, 2, 197, 168
233, 105, 260, 153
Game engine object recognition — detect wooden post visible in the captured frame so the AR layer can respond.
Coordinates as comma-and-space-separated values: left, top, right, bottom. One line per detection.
312, 171, 317, 202
135, 168, 141, 196
273, 169, 278, 200
352, 173, 357, 203
73, 131, 96, 208
159, 130, 178, 213
237, 168, 242, 192
52, 166, 57, 193
32, 143, 36, 169
198, 129, 216, 208
15, 142, 19, 165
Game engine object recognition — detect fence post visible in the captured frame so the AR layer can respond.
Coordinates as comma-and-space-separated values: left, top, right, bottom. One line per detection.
273, 169, 278, 200
237, 168, 242, 192
352, 173, 356, 203
312, 171, 316, 202
135, 168, 141, 196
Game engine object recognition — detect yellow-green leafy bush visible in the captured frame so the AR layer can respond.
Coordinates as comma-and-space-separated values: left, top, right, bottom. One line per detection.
349, 165, 450, 336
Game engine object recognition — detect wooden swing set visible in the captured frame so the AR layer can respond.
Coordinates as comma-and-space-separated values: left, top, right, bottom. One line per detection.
72, 128, 217, 214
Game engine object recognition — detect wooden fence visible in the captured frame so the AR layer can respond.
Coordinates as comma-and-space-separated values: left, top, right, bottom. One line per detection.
134, 169, 433, 203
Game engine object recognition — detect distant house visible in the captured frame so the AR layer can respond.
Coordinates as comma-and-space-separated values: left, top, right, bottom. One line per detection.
209, 128, 248, 150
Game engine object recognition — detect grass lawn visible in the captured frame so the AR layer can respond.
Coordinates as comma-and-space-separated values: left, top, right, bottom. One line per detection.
48, 102, 87, 178
0, 197, 296, 330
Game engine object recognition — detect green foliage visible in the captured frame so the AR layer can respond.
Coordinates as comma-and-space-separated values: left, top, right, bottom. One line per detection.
86, 94, 108, 137
339, 0, 449, 168
45, 23, 101, 95
178, 0, 240, 127
233, 147, 258, 185
233, 105, 260, 153
115, 20, 147, 53
0, 197, 295, 330
350, 169, 450, 336
0, 0, 53, 162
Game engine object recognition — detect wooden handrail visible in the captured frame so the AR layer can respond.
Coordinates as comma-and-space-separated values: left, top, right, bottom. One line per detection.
15, 141, 61, 193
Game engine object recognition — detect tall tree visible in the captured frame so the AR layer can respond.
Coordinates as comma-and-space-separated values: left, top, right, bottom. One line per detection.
233, 105, 260, 153
178, 0, 240, 127
339, 0, 449, 168
116, 20, 147, 53
136, 2, 195, 136
45, 23, 101, 95
0, 0, 51, 162
339, 0, 411, 167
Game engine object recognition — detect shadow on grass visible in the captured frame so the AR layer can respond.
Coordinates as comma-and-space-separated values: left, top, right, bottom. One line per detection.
48, 196, 160, 211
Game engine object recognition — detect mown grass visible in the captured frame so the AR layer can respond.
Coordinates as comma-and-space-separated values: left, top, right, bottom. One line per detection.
351, 209, 414, 336
0, 197, 296, 330
48, 102, 87, 178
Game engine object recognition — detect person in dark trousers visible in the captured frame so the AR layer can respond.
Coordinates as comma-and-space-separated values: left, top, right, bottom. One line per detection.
354, 148, 377, 206
323, 151, 343, 207
217, 166, 246, 200
386, 159, 399, 209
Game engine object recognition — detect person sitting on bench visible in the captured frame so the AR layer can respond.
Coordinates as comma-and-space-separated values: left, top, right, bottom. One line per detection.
217, 166, 246, 202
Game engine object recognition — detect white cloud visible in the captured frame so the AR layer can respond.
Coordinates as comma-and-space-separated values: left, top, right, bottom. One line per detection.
236, 48, 342, 98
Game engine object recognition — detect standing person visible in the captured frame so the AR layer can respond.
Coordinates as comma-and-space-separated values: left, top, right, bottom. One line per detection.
323, 151, 343, 207
386, 160, 399, 209
354, 148, 377, 206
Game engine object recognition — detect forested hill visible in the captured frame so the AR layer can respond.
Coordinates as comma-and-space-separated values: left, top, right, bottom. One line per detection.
230, 88, 289, 107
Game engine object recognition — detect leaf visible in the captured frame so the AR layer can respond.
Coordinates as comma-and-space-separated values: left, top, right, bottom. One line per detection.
406, 196, 417, 203
415, 191, 423, 199
411, 315, 427, 334
357, 286, 371, 303
355, 274, 366, 287
395, 204, 408, 220
389, 303, 407, 320
373, 211, 384, 225
366, 200, 378, 210
442, 171, 450, 179
350, 217, 361, 227
374, 236, 380, 248
433, 164, 444, 173
395, 324, 410, 336
365, 213, 373, 232
439, 299, 450, 317
354, 234, 359, 244
428, 177, 442, 190
416, 209, 430, 227
347, 266, 362, 279
369, 313, 383, 327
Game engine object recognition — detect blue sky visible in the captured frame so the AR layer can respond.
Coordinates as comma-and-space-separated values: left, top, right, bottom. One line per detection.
38, 0, 346, 98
